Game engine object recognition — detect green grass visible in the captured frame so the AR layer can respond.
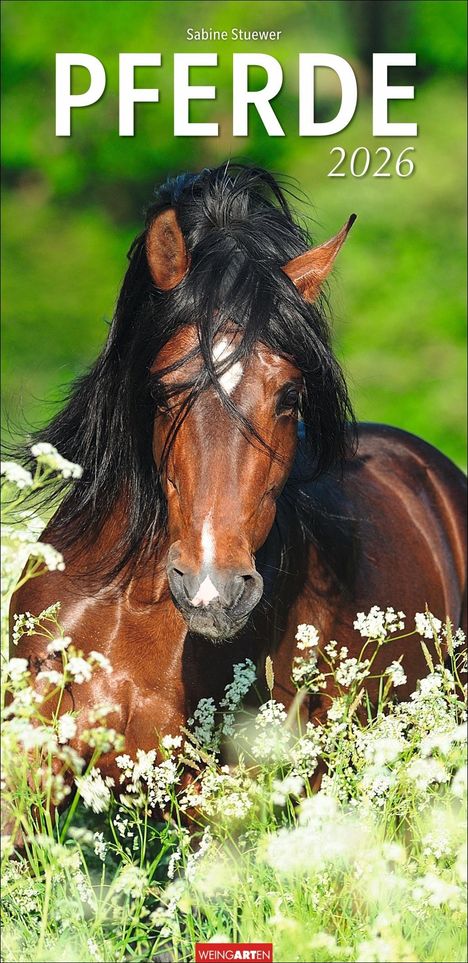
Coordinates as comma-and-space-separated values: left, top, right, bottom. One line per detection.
1, 461, 467, 963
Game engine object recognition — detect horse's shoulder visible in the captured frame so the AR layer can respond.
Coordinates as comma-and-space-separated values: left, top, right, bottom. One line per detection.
353, 422, 466, 490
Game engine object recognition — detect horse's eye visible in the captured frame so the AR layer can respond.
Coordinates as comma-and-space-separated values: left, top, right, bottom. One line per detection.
276, 384, 301, 415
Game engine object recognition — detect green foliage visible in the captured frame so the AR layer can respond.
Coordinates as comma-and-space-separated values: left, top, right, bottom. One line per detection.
2, 459, 467, 963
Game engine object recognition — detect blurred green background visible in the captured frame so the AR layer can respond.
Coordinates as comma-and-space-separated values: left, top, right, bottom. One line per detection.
1, 0, 466, 467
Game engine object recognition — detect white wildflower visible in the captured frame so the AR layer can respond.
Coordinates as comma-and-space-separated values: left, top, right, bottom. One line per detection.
271, 773, 304, 807
412, 872, 463, 908
354, 605, 405, 639
76, 769, 112, 813
1, 461, 33, 488
67, 657, 92, 684
415, 611, 442, 639
28, 541, 65, 572
57, 713, 77, 743
295, 623, 319, 650
185, 826, 213, 883
422, 829, 452, 860
113, 864, 148, 899
420, 724, 467, 757
181, 767, 253, 821
11, 611, 37, 645
265, 811, 365, 874
386, 660, 407, 687
46, 635, 71, 653
89, 651, 112, 673
93, 831, 107, 862
324, 640, 338, 659
357, 936, 400, 963
406, 757, 449, 792
335, 657, 370, 687
291, 654, 324, 691
161, 734, 182, 751
167, 850, 182, 879
36, 669, 63, 686
251, 700, 290, 762
87, 938, 101, 961
31, 442, 83, 479
452, 627, 466, 648
74, 867, 97, 909
360, 766, 395, 806
299, 791, 339, 825
360, 735, 405, 767
5, 657, 29, 682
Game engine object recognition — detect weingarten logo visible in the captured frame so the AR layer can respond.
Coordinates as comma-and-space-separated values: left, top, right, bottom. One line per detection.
195, 943, 273, 962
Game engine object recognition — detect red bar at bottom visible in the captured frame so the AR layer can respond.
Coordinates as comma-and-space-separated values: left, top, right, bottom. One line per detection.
195, 943, 273, 962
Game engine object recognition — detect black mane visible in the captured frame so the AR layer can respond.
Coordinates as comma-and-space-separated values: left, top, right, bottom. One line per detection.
13, 163, 356, 584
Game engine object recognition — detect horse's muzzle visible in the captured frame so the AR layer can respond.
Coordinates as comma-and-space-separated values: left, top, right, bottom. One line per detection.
166, 558, 264, 641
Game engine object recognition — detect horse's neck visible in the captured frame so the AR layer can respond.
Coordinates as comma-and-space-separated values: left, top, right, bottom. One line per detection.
49, 495, 170, 603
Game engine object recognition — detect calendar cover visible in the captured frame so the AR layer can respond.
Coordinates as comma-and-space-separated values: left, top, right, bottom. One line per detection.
1, 3, 466, 962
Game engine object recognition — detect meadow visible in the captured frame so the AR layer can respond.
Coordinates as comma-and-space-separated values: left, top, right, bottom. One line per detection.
1, 453, 467, 963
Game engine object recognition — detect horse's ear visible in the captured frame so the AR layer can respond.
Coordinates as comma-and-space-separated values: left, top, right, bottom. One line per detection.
146, 208, 190, 291
282, 214, 357, 303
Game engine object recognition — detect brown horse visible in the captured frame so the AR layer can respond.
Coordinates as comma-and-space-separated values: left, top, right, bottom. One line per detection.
11, 164, 466, 787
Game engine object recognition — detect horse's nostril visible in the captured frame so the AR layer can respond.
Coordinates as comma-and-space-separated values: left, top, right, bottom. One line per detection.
167, 563, 188, 598
231, 570, 264, 611
242, 573, 256, 587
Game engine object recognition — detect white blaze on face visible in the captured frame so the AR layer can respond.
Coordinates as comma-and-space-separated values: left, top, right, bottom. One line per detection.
190, 575, 220, 607
213, 337, 243, 396
189, 513, 220, 606
201, 513, 215, 566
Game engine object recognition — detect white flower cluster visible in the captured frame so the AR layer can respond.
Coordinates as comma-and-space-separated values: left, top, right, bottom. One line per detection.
115, 749, 179, 811
1, 462, 33, 489
335, 657, 370, 688
271, 773, 304, 807
412, 872, 464, 910
295, 623, 320, 650
31, 442, 83, 479
112, 864, 148, 900
251, 700, 289, 763
57, 713, 77, 744
11, 604, 61, 646
289, 722, 322, 778
161, 734, 182, 752
2, 526, 65, 579
5, 657, 29, 682
422, 828, 452, 861
354, 605, 405, 639
291, 656, 325, 691
264, 792, 367, 875
386, 660, 407, 687
75, 769, 114, 813
415, 611, 442, 639
47, 635, 71, 653
181, 765, 254, 821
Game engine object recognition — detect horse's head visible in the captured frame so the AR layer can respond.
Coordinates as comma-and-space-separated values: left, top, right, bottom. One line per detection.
146, 206, 355, 640
28, 165, 355, 636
